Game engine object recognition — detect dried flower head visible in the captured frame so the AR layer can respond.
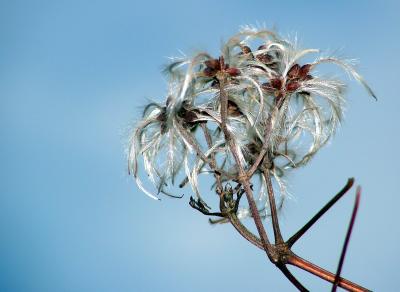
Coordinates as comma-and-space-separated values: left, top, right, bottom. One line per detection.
128, 25, 375, 218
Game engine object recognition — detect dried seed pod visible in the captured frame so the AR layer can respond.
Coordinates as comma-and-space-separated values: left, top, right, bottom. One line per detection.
299, 64, 312, 79
205, 59, 220, 70
178, 108, 203, 129
270, 78, 283, 89
203, 67, 217, 77
287, 64, 301, 79
246, 142, 261, 156
286, 81, 300, 91
182, 110, 198, 124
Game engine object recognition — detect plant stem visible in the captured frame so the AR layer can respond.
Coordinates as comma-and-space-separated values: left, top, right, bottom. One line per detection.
277, 264, 309, 292
287, 178, 354, 248
223, 178, 370, 292
200, 123, 222, 192
332, 187, 361, 292
263, 169, 284, 244
215, 70, 369, 291
217, 74, 274, 260
226, 212, 264, 250
246, 114, 273, 178
287, 254, 370, 292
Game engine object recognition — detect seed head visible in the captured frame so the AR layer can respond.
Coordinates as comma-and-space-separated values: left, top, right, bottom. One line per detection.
128, 26, 375, 218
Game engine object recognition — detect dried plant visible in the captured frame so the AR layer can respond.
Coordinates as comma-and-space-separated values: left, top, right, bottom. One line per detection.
127, 26, 376, 291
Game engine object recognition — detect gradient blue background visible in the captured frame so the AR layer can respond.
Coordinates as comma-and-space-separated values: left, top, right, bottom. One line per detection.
1, 1, 399, 291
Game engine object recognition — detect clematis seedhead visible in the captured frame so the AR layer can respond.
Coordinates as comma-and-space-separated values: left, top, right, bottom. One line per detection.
128, 25, 375, 219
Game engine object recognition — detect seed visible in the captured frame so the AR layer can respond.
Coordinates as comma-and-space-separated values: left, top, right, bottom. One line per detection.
299, 64, 312, 79
286, 81, 300, 91
183, 110, 198, 123
270, 78, 282, 89
204, 67, 217, 77
205, 59, 220, 70
287, 64, 301, 79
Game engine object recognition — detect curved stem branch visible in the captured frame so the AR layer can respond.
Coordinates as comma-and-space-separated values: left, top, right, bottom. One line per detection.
277, 264, 309, 292
227, 212, 264, 250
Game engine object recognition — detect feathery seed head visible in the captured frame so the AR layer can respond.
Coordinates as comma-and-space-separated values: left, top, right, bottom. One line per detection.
128, 26, 375, 219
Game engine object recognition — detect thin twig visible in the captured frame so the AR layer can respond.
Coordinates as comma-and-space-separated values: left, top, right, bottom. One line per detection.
174, 118, 234, 183
247, 96, 286, 178
263, 169, 284, 244
189, 197, 225, 217
247, 115, 273, 178
332, 187, 361, 292
277, 264, 309, 292
287, 178, 355, 247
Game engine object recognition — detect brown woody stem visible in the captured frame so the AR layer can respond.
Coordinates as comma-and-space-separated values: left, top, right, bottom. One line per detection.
226, 211, 264, 250
217, 74, 274, 260
287, 254, 370, 292
200, 123, 222, 192
263, 169, 284, 244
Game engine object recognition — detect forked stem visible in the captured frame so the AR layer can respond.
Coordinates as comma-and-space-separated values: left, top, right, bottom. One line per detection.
287, 178, 355, 248
215, 70, 368, 291
217, 71, 306, 289
212, 180, 370, 291
217, 73, 274, 260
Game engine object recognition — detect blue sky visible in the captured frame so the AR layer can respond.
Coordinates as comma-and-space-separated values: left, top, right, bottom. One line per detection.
1, 0, 399, 291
